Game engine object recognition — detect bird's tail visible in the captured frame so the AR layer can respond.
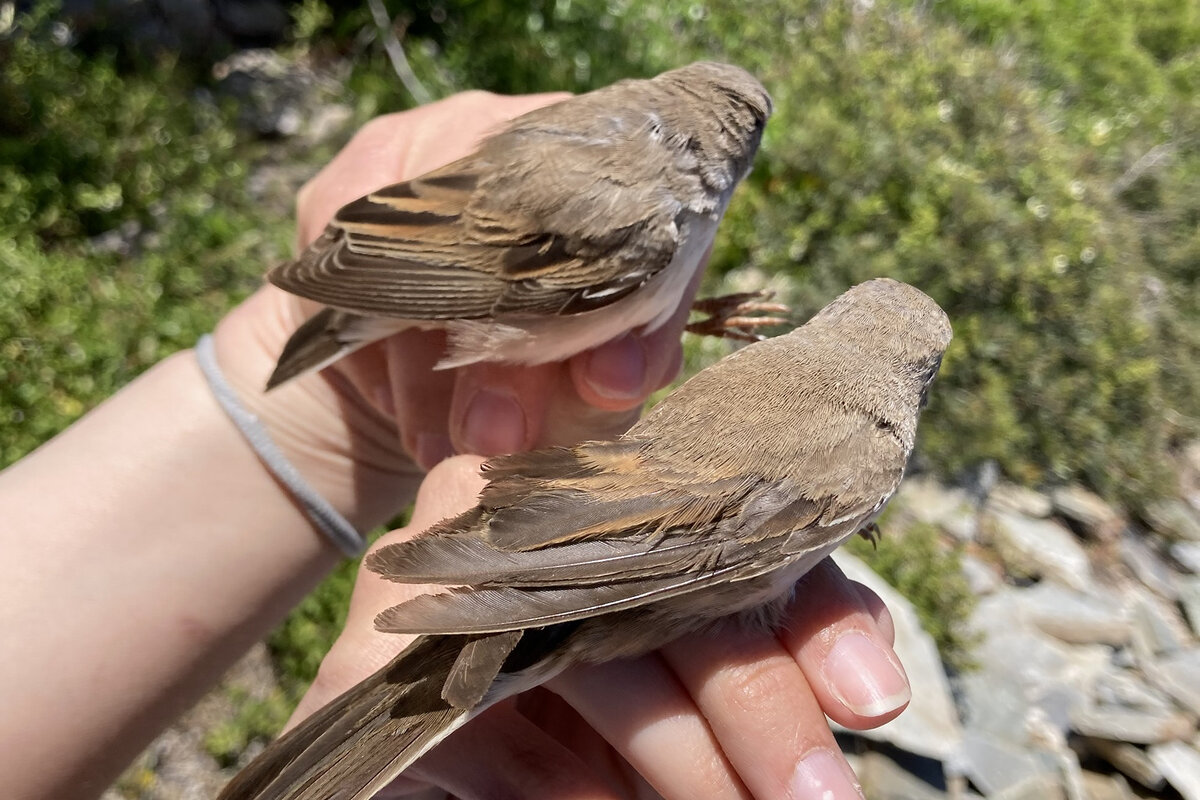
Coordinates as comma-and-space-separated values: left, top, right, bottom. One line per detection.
266, 307, 356, 390
266, 309, 402, 390
216, 634, 477, 800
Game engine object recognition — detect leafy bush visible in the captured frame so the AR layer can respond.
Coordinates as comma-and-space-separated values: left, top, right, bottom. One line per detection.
1, 5, 288, 467
663, 0, 1198, 510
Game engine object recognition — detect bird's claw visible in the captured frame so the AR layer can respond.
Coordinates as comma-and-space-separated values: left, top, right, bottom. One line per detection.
686, 290, 791, 342
857, 522, 882, 549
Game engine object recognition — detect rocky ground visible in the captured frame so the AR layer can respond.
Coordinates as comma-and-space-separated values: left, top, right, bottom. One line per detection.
838, 440, 1200, 800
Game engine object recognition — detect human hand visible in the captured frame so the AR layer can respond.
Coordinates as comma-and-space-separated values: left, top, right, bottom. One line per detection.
289, 457, 909, 799
211, 92, 697, 533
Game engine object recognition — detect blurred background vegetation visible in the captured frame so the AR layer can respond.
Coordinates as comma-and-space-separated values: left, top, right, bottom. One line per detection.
3, 0, 1197, 737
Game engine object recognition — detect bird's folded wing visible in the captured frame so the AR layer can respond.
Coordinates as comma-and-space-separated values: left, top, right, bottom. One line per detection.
267, 125, 686, 320
367, 440, 866, 636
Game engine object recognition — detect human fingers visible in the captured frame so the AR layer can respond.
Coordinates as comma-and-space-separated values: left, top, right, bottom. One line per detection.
439, 262, 704, 456
286, 456, 488, 726
780, 559, 909, 730
384, 330, 459, 470
291, 456, 631, 799
551, 655, 751, 800
551, 559, 907, 800
448, 360, 559, 457
404, 703, 624, 800
659, 620, 866, 799
568, 249, 707, 412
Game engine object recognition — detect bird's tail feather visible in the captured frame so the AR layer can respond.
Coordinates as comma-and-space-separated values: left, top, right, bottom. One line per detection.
267, 309, 408, 390
216, 635, 475, 800
266, 307, 361, 390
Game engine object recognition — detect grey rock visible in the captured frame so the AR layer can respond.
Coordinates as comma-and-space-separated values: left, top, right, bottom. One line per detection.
1146, 647, 1200, 716
1150, 500, 1200, 542
1077, 737, 1165, 790
1051, 485, 1123, 542
1182, 441, 1200, 513
966, 460, 1001, 504
1025, 707, 1088, 800
896, 476, 978, 542
960, 553, 1003, 596
985, 510, 1093, 591
832, 552, 963, 761
1180, 576, 1200, 637
1120, 532, 1178, 599
1078, 770, 1136, 800
1148, 741, 1200, 800
1129, 588, 1185, 658
213, 49, 341, 139
303, 103, 355, 147
988, 483, 1053, 518
1070, 704, 1194, 745
961, 589, 1110, 742
1091, 668, 1177, 716
1017, 582, 1130, 647
1173, 542, 1200, 573
855, 750, 950, 800
957, 730, 1065, 799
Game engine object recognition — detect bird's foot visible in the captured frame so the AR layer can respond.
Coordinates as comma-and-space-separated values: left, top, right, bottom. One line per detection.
686, 290, 791, 342
857, 522, 882, 549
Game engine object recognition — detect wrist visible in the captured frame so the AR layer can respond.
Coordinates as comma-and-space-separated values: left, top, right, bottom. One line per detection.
211, 287, 423, 533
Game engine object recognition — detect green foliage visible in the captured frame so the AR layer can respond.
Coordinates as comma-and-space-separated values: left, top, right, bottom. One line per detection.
660, 0, 1198, 509
847, 521, 978, 672
0, 5, 288, 467
204, 688, 296, 766
267, 551, 362, 687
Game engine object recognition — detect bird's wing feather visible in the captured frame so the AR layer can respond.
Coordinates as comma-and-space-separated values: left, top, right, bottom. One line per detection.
367, 440, 873, 636
216, 634, 474, 800
267, 119, 690, 320
373, 561, 762, 634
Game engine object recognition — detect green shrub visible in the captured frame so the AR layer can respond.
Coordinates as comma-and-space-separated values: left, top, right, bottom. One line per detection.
0, 6, 289, 467
662, 0, 1198, 510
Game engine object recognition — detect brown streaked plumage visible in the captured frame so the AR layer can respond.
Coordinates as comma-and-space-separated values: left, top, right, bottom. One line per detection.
220, 278, 952, 800
265, 61, 774, 389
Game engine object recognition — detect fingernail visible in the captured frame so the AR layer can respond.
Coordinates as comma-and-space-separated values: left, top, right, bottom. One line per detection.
791, 748, 864, 800
824, 631, 910, 718
415, 432, 455, 471
583, 334, 647, 401
461, 388, 526, 455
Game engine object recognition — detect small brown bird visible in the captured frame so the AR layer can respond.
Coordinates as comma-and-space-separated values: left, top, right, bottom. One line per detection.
221, 278, 951, 800
265, 61, 775, 389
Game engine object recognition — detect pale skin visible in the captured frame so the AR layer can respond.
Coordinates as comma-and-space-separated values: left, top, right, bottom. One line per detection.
0, 91, 910, 800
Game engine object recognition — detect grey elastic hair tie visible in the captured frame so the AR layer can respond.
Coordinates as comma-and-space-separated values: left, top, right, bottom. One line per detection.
195, 334, 365, 556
